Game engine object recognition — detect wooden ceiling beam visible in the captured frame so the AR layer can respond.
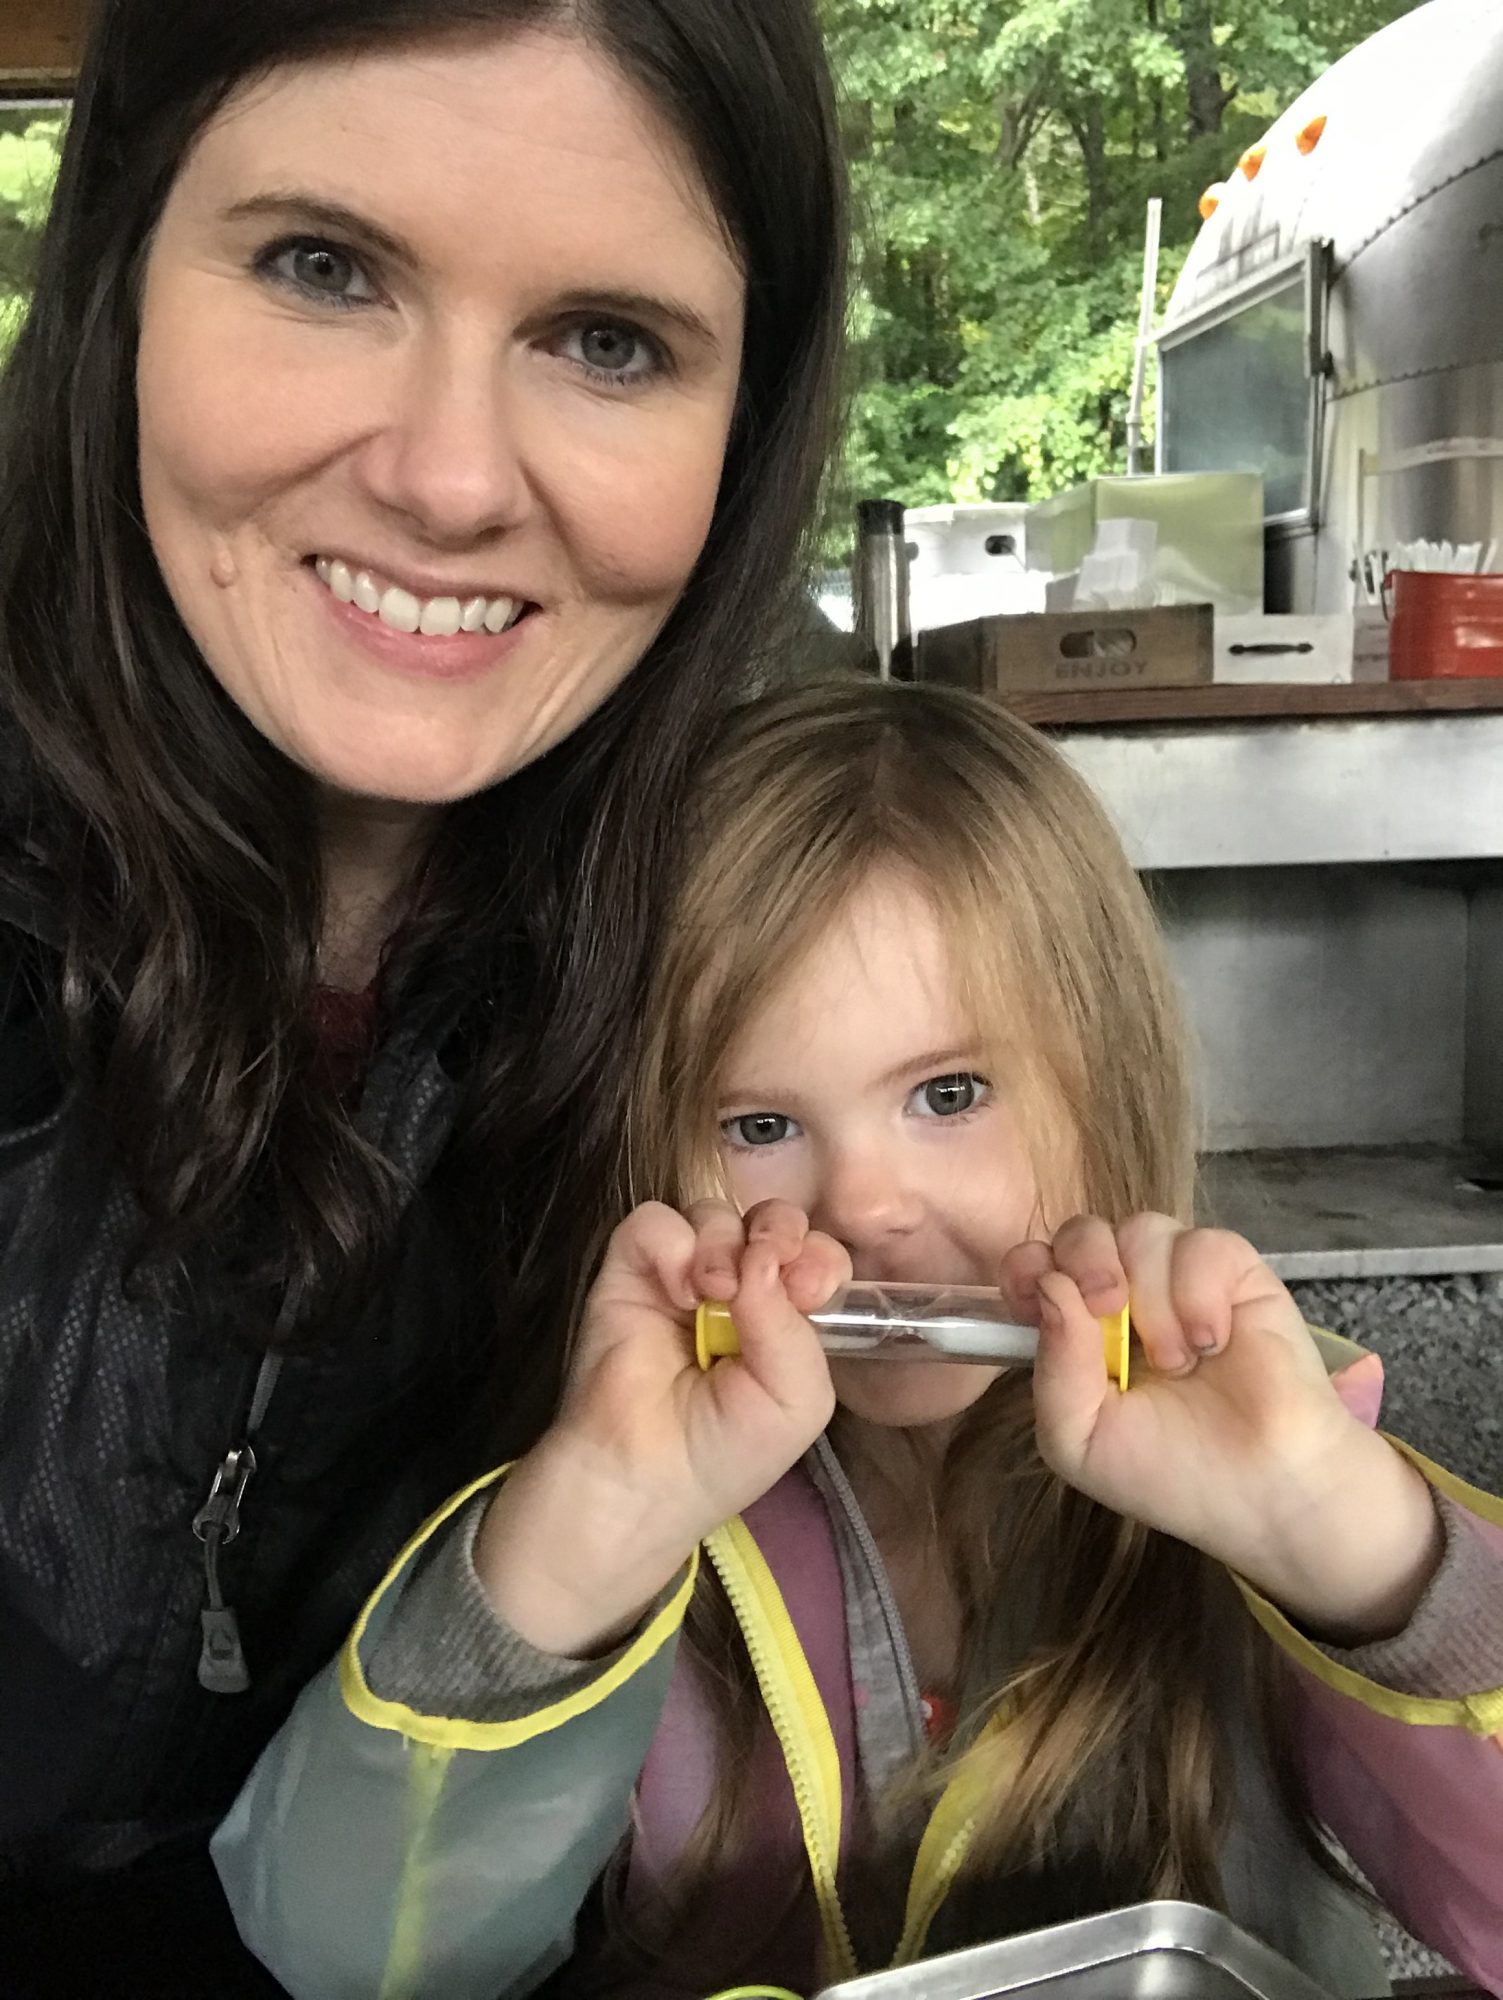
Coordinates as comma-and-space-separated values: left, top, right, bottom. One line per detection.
0, 0, 87, 91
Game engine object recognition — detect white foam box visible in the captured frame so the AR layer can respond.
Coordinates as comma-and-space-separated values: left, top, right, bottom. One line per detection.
1213, 613, 1354, 684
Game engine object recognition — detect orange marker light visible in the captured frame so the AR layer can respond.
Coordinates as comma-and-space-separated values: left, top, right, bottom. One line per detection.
1296, 113, 1328, 155
1199, 182, 1226, 220
1238, 142, 1268, 180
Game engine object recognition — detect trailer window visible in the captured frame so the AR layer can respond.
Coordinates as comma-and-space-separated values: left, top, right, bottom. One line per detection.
1157, 263, 1320, 525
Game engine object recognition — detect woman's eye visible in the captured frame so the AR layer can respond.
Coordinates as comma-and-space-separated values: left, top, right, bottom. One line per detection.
911, 1073, 989, 1119
720, 1112, 799, 1150
559, 320, 661, 385
260, 238, 378, 308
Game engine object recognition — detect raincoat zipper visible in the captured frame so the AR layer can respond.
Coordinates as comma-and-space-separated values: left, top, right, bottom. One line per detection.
704, 1519, 860, 1984
706, 1469, 1000, 1976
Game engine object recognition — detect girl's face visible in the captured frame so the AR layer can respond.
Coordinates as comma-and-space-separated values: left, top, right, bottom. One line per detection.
136, 30, 746, 809
717, 871, 1069, 1432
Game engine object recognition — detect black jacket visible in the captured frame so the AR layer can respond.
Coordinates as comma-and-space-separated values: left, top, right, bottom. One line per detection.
0, 874, 502, 1992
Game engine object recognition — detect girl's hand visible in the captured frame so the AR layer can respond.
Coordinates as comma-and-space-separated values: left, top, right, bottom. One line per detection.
1000, 1214, 1443, 1643
474, 1199, 848, 1657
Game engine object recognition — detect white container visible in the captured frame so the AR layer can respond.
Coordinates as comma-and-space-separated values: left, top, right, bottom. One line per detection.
1214, 613, 1354, 683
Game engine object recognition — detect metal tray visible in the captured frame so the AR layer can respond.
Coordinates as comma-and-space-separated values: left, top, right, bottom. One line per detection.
813, 1901, 1340, 2000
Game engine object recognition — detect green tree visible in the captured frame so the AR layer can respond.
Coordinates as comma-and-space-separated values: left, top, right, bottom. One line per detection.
0, 109, 65, 358
820, 0, 1415, 542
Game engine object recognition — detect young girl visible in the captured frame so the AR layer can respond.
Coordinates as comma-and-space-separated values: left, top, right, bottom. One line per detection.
214, 681, 1503, 2000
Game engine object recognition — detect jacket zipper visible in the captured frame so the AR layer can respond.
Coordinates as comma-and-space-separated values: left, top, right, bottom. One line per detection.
191, 1347, 284, 1693
703, 1520, 860, 1984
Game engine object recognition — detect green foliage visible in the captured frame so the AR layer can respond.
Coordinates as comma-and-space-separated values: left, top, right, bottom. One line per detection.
0, 110, 65, 360
820, 0, 1416, 550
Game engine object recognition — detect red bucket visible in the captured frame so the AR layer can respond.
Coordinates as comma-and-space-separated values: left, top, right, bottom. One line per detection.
1387, 570, 1503, 680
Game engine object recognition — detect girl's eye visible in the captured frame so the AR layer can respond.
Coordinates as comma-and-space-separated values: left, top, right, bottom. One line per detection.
558, 320, 662, 386
720, 1112, 800, 1150
911, 1072, 990, 1119
259, 238, 378, 308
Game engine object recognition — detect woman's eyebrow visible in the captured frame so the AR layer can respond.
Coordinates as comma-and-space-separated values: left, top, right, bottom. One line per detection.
221, 192, 417, 270
546, 287, 722, 354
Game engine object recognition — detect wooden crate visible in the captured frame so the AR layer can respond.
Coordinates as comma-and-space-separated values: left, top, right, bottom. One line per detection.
918, 603, 1213, 696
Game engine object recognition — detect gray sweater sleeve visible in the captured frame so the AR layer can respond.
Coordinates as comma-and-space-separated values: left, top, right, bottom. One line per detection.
365, 1490, 686, 1720
1316, 1491, 1503, 1698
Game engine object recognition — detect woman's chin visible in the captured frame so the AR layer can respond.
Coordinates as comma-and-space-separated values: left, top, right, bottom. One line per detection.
293, 728, 511, 809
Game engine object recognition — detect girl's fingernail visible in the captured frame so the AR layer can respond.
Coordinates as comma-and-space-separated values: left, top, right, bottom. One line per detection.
1190, 1327, 1219, 1354
1081, 1272, 1120, 1301
1037, 1291, 1063, 1331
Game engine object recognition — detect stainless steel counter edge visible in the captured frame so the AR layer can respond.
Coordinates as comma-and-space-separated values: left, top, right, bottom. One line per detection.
1055, 714, 1503, 871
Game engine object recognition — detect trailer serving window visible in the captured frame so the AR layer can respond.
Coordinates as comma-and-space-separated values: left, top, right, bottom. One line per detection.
1155, 241, 1330, 532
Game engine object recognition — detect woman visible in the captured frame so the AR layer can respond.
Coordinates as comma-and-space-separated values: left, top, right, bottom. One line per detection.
0, 0, 846, 1988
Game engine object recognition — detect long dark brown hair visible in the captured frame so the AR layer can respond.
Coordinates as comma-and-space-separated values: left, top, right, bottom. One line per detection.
0, 0, 848, 1364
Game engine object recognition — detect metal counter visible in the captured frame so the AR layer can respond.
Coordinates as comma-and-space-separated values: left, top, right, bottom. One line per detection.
1052, 709, 1503, 1278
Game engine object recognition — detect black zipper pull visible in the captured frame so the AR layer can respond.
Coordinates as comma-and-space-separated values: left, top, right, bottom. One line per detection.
192, 1343, 286, 1695
193, 1444, 257, 1693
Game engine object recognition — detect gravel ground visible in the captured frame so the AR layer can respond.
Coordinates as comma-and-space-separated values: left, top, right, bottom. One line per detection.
1287, 1273, 1503, 1982
1291, 1273, 1503, 1492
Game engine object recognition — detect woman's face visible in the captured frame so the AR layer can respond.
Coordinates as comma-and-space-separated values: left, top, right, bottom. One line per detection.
136, 30, 746, 805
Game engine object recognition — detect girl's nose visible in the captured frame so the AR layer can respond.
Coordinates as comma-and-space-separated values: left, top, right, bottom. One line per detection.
357, 326, 532, 545
812, 1144, 924, 1256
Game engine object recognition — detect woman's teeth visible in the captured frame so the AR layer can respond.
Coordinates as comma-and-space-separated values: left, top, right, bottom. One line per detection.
314, 558, 522, 637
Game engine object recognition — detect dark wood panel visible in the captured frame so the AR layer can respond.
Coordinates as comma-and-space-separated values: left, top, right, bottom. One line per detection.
0, 0, 86, 88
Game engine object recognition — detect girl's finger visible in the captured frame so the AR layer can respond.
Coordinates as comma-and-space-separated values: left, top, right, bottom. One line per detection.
1166, 1226, 1262, 1359
781, 1228, 853, 1317
1116, 1212, 1194, 1376
997, 1238, 1055, 1318
685, 1198, 748, 1299
584, 1203, 702, 1342
1048, 1214, 1128, 1318
722, 1238, 835, 1424
1032, 1268, 1110, 1472
743, 1198, 813, 1268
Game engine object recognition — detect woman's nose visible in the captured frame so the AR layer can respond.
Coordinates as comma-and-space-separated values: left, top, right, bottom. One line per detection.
812, 1144, 923, 1255
358, 327, 531, 545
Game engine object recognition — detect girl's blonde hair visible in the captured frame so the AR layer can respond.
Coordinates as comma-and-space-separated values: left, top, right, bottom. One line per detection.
621, 678, 1273, 1959
628, 678, 1193, 1225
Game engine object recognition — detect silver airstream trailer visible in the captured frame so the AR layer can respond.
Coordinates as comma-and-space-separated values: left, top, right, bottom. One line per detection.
1156, 0, 1503, 614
